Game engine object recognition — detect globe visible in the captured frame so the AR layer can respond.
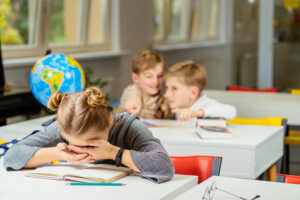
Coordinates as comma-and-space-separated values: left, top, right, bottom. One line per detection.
30, 53, 86, 106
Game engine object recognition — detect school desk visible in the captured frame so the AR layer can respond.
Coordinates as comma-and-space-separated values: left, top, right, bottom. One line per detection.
174, 176, 300, 200
0, 115, 55, 142
149, 124, 284, 180
204, 89, 300, 175
204, 89, 300, 127
0, 116, 198, 200
0, 160, 197, 200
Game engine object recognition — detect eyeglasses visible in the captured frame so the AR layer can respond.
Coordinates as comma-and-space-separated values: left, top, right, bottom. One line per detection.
202, 181, 261, 200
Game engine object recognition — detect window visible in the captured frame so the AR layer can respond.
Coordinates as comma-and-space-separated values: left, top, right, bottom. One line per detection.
153, 0, 164, 41
0, 0, 37, 47
153, 0, 222, 45
168, 0, 191, 41
1, 0, 111, 59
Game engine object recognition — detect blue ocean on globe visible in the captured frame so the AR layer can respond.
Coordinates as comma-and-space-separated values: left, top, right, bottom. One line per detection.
30, 53, 86, 106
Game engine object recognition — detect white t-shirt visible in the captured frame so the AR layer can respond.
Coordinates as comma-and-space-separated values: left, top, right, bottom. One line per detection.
175, 93, 237, 120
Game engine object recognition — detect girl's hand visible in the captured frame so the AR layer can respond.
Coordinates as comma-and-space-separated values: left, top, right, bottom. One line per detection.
68, 140, 119, 161
172, 108, 204, 121
55, 143, 95, 164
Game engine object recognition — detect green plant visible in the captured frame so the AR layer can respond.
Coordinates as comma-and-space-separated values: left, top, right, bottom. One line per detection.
84, 67, 111, 101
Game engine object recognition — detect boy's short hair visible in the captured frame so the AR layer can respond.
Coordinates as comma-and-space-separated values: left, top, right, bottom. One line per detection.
132, 50, 164, 74
165, 60, 207, 92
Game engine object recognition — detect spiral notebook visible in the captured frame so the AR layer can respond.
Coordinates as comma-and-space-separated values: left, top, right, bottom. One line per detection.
25, 163, 133, 183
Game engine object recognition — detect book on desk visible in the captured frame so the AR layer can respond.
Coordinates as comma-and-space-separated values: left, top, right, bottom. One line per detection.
196, 118, 232, 139
144, 118, 233, 139
25, 163, 133, 183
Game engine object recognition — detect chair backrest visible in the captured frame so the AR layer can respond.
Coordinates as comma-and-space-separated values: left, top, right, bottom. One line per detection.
170, 155, 222, 184
276, 174, 300, 185
227, 85, 278, 93
227, 117, 287, 126
290, 89, 300, 95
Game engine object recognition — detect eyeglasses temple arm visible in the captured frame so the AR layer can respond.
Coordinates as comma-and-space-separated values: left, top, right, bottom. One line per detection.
217, 188, 248, 200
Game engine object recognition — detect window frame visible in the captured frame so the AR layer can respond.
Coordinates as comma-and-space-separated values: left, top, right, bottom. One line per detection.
152, 0, 227, 48
2, 0, 112, 60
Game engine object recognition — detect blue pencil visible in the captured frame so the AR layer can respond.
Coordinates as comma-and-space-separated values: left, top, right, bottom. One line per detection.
67, 182, 125, 186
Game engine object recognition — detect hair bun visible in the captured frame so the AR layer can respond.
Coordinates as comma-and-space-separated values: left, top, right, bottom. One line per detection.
47, 91, 68, 111
85, 87, 105, 107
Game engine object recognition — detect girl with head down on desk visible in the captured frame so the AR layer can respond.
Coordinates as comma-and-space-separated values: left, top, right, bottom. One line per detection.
4, 87, 174, 183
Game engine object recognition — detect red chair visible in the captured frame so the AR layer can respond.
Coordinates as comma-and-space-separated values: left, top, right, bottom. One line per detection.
276, 174, 300, 185
170, 155, 222, 184
227, 85, 278, 93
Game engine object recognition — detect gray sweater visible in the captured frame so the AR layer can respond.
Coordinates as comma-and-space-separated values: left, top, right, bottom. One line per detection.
3, 113, 174, 183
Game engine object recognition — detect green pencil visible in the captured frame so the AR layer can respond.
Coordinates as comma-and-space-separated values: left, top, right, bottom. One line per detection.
67, 182, 125, 186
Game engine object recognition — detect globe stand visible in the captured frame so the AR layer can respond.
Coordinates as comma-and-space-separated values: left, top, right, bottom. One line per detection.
45, 49, 51, 56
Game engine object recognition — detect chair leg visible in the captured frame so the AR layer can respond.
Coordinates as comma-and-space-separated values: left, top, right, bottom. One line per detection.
266, 163, 276, 182
285, 144, 290, 174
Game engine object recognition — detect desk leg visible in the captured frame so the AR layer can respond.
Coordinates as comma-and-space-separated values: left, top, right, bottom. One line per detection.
266, 164, 276, 182
285, 144, 290, 174
0, 118, 6, 126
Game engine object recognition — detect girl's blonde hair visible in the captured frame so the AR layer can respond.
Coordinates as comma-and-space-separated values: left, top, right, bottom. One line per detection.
47, 87, 113, 136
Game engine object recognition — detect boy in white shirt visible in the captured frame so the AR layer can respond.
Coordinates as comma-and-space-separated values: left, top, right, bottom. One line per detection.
164, 61, 237, 121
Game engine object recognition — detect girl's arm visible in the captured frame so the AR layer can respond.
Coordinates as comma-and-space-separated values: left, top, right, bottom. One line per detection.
4, 122, 60, 170
4, 122, 92, 170
67, 116, 174, 183
123, 119, 175, 183
24, 147, 60, 168
24, 143, 94, 168
68, 141, 140, 172
68, 119, 173, 183
120, 149, 140, 172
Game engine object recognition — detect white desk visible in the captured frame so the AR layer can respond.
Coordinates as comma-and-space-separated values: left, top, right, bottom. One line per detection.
149, 124, 284, 179
0, 115, 55, 141
174, 176, 300, 200
0, 163, 197, 200
204, 89, 300, 126
0, 116, 284, 180
0, 116, 198, 200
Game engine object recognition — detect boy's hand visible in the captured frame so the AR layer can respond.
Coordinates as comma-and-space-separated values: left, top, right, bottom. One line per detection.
56, 143, 95, 164
68, 140, 119, 161
172, 108, 204, 121
125, 100, 141, 114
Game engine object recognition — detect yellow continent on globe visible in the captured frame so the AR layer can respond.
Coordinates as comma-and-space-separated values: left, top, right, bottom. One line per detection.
42, 69, 63, 93
67, 56, 85, 88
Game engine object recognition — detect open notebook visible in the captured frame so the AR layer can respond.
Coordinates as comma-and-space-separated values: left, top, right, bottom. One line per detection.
25, 163, 133, 183
196, 118, 233, 139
